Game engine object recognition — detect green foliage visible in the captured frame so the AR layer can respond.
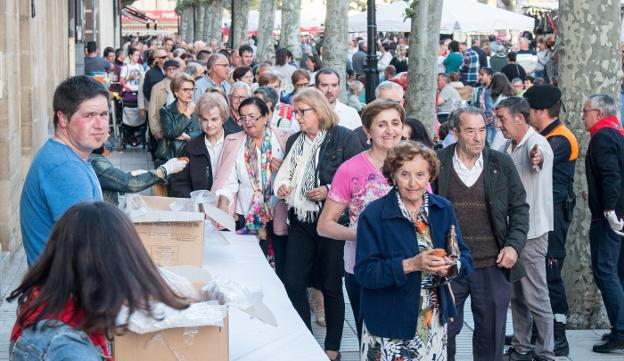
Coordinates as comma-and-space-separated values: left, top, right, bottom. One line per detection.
403, 0, 417, 20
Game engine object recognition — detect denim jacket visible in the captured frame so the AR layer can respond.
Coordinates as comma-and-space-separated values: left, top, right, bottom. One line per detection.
89, 153, 164, 205
10, 320, 106, 361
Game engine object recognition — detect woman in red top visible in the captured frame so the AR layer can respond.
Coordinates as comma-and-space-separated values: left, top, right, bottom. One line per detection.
8, 202, 188, 360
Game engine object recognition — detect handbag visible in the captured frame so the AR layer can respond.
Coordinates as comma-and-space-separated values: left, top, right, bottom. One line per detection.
155, 138, 174, 161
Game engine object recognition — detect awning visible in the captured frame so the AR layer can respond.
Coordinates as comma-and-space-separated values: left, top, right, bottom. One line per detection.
121, 5, 156, 24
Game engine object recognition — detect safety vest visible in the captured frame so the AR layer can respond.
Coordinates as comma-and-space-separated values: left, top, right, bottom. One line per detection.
545, 123, 579, 161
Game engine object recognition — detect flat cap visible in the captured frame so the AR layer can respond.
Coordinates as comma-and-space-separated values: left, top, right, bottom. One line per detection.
164, 59, 180, 69
523, 84, 561, 109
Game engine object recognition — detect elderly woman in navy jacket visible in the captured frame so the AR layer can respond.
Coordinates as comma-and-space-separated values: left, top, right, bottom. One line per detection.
355, 141, 473, 360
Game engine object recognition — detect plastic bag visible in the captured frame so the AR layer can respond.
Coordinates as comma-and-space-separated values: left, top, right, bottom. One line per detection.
117, 302, 225, 334
159, 268, 201, 302
119, 194, 149, 217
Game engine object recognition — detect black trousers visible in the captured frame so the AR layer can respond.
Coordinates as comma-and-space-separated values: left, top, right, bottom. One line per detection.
344, 272, 363, 341
448, 265, 512, 361
546, 202, 570, 316
258, 222, 287, 283
283, 213, 345, 351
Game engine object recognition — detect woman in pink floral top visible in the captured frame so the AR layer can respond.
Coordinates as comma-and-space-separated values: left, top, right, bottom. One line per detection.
318, 99, 405, 340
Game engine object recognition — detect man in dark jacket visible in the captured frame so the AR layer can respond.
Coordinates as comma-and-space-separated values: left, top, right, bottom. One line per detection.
434, 107, 529, 361
582, 94, 624, 353
525, 85, 578, 356
143, 49, 168, 104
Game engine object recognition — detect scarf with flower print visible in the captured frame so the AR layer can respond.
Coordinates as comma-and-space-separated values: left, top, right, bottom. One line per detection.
238, 128, 273, 239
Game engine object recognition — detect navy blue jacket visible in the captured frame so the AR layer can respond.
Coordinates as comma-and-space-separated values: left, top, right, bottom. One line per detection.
355, 189, 473, 340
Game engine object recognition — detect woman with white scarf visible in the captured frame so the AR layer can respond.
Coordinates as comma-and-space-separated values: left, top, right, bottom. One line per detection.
274, 88, 363, 361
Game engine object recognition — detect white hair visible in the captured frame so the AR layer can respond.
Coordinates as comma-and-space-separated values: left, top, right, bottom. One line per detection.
230, 81, 251, 95
375, 81, 404, 99
586, 94, 617, 117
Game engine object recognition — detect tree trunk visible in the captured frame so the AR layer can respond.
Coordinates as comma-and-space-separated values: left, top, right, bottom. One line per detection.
323, 0, 349, 102
558, 0, 621, 329
232, 0, 250, 48
180, 5, 196, 43
179, 6, 189, 42
280, 0, 302, 60
194, 4, 206, 42
203, 2, 212, 43
208, 0, 224, 45
256, 0, 276, 63
405, 0, 443, 133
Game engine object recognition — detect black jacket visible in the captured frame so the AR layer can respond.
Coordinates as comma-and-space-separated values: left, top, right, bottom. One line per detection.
170, 128, 234, 198
353, 126, 370, 150
285, 125, 364, 187
433, 145, 529, 282
143, 66, 165, 102
586, 128, 624, 219
471, 45, 488, 69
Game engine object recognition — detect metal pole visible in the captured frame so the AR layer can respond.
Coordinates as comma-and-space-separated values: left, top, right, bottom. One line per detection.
230, 0, 235, 49
365, 0, 379, 103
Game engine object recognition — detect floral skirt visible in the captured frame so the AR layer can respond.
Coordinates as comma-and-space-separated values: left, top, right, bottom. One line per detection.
360, 308, 447, 361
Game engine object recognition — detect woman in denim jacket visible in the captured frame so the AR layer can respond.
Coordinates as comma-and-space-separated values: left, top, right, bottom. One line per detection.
7, 202, 188, 360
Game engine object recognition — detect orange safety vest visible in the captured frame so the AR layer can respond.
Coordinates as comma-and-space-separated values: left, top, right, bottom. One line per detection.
544, 123, 579, 161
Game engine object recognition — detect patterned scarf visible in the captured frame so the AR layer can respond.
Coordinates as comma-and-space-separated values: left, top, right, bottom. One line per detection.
284, 130, 327, 222
239, 128, 273, 239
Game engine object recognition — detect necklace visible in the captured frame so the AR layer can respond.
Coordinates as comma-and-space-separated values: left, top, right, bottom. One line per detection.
367, 149, 385, 168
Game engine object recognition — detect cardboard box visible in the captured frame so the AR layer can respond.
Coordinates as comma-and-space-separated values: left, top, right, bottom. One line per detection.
131, 196, 205, 267
114, 317, 228, 361
114, 266, 228, 361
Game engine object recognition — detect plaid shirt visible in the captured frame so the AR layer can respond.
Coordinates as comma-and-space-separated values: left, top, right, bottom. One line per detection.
461, 49, 479, 83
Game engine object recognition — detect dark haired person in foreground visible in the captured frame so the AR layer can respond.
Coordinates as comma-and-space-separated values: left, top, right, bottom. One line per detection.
8, 202, 188, 360
20, 76, 110, 266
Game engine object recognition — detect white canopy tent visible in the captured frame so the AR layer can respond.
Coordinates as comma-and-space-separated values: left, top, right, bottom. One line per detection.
246, 10, 323, 32
348, 0, 535, 34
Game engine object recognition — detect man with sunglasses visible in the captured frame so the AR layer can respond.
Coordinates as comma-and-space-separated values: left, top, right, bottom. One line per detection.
194, 53, 231, 102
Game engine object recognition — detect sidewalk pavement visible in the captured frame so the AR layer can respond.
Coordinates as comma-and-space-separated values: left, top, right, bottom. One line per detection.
1, 147, 623, 360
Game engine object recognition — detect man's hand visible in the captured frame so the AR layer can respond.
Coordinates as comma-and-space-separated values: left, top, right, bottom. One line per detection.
604, 210, 624, 236
306, 186, 328, 202
530, 144, 543, 170
496, 246, 518, 269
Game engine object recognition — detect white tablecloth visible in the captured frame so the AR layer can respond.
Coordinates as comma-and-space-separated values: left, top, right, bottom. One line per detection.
202, 231, 328, 360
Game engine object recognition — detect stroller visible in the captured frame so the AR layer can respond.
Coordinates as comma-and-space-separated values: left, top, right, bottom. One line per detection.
120, 90, 147, 149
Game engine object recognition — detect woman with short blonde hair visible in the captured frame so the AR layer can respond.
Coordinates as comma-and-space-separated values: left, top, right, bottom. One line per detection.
292, 88, 338, 129
171, 92, 231, 197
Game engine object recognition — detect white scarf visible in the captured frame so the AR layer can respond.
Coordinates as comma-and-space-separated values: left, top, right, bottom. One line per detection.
284, 130, 327, 222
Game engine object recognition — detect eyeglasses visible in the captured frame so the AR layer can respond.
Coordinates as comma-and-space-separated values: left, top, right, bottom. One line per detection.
180, 87, 196, 93
215, 63, 230, 68
293, 108, 314, 118
240, 114, 262, 123
156, 56, 167, 59
582, 108, 600, 114
230, 95, 248, 101
294, 82, 310, 89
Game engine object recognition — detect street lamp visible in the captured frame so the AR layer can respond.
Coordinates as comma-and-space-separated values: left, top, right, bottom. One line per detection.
365, 0, 379, 103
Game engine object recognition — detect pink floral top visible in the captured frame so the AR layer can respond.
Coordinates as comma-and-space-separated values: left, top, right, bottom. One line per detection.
328, 152, 392, 273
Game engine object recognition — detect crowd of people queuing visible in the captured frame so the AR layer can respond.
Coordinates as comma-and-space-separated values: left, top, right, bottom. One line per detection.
8, 29, 624, 361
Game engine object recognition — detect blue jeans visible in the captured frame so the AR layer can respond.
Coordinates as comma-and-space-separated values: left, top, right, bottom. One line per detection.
486, 122, 497, 146
590, 220, 624, 340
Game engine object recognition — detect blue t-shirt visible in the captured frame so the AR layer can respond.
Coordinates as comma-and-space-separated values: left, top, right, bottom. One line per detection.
20, 139, 103, 266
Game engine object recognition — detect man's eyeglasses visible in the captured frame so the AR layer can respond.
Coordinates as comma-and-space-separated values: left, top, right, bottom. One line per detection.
582, 108, 600, 115
294, 82, 310, 89
215, 63, 230, 68
240, 114, 262, 123
230, 95, 248, 101
156, 56, 167, 59
293, 108, 314, 117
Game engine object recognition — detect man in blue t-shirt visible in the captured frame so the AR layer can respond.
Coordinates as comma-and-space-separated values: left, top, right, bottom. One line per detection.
20, 76, 110, 266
